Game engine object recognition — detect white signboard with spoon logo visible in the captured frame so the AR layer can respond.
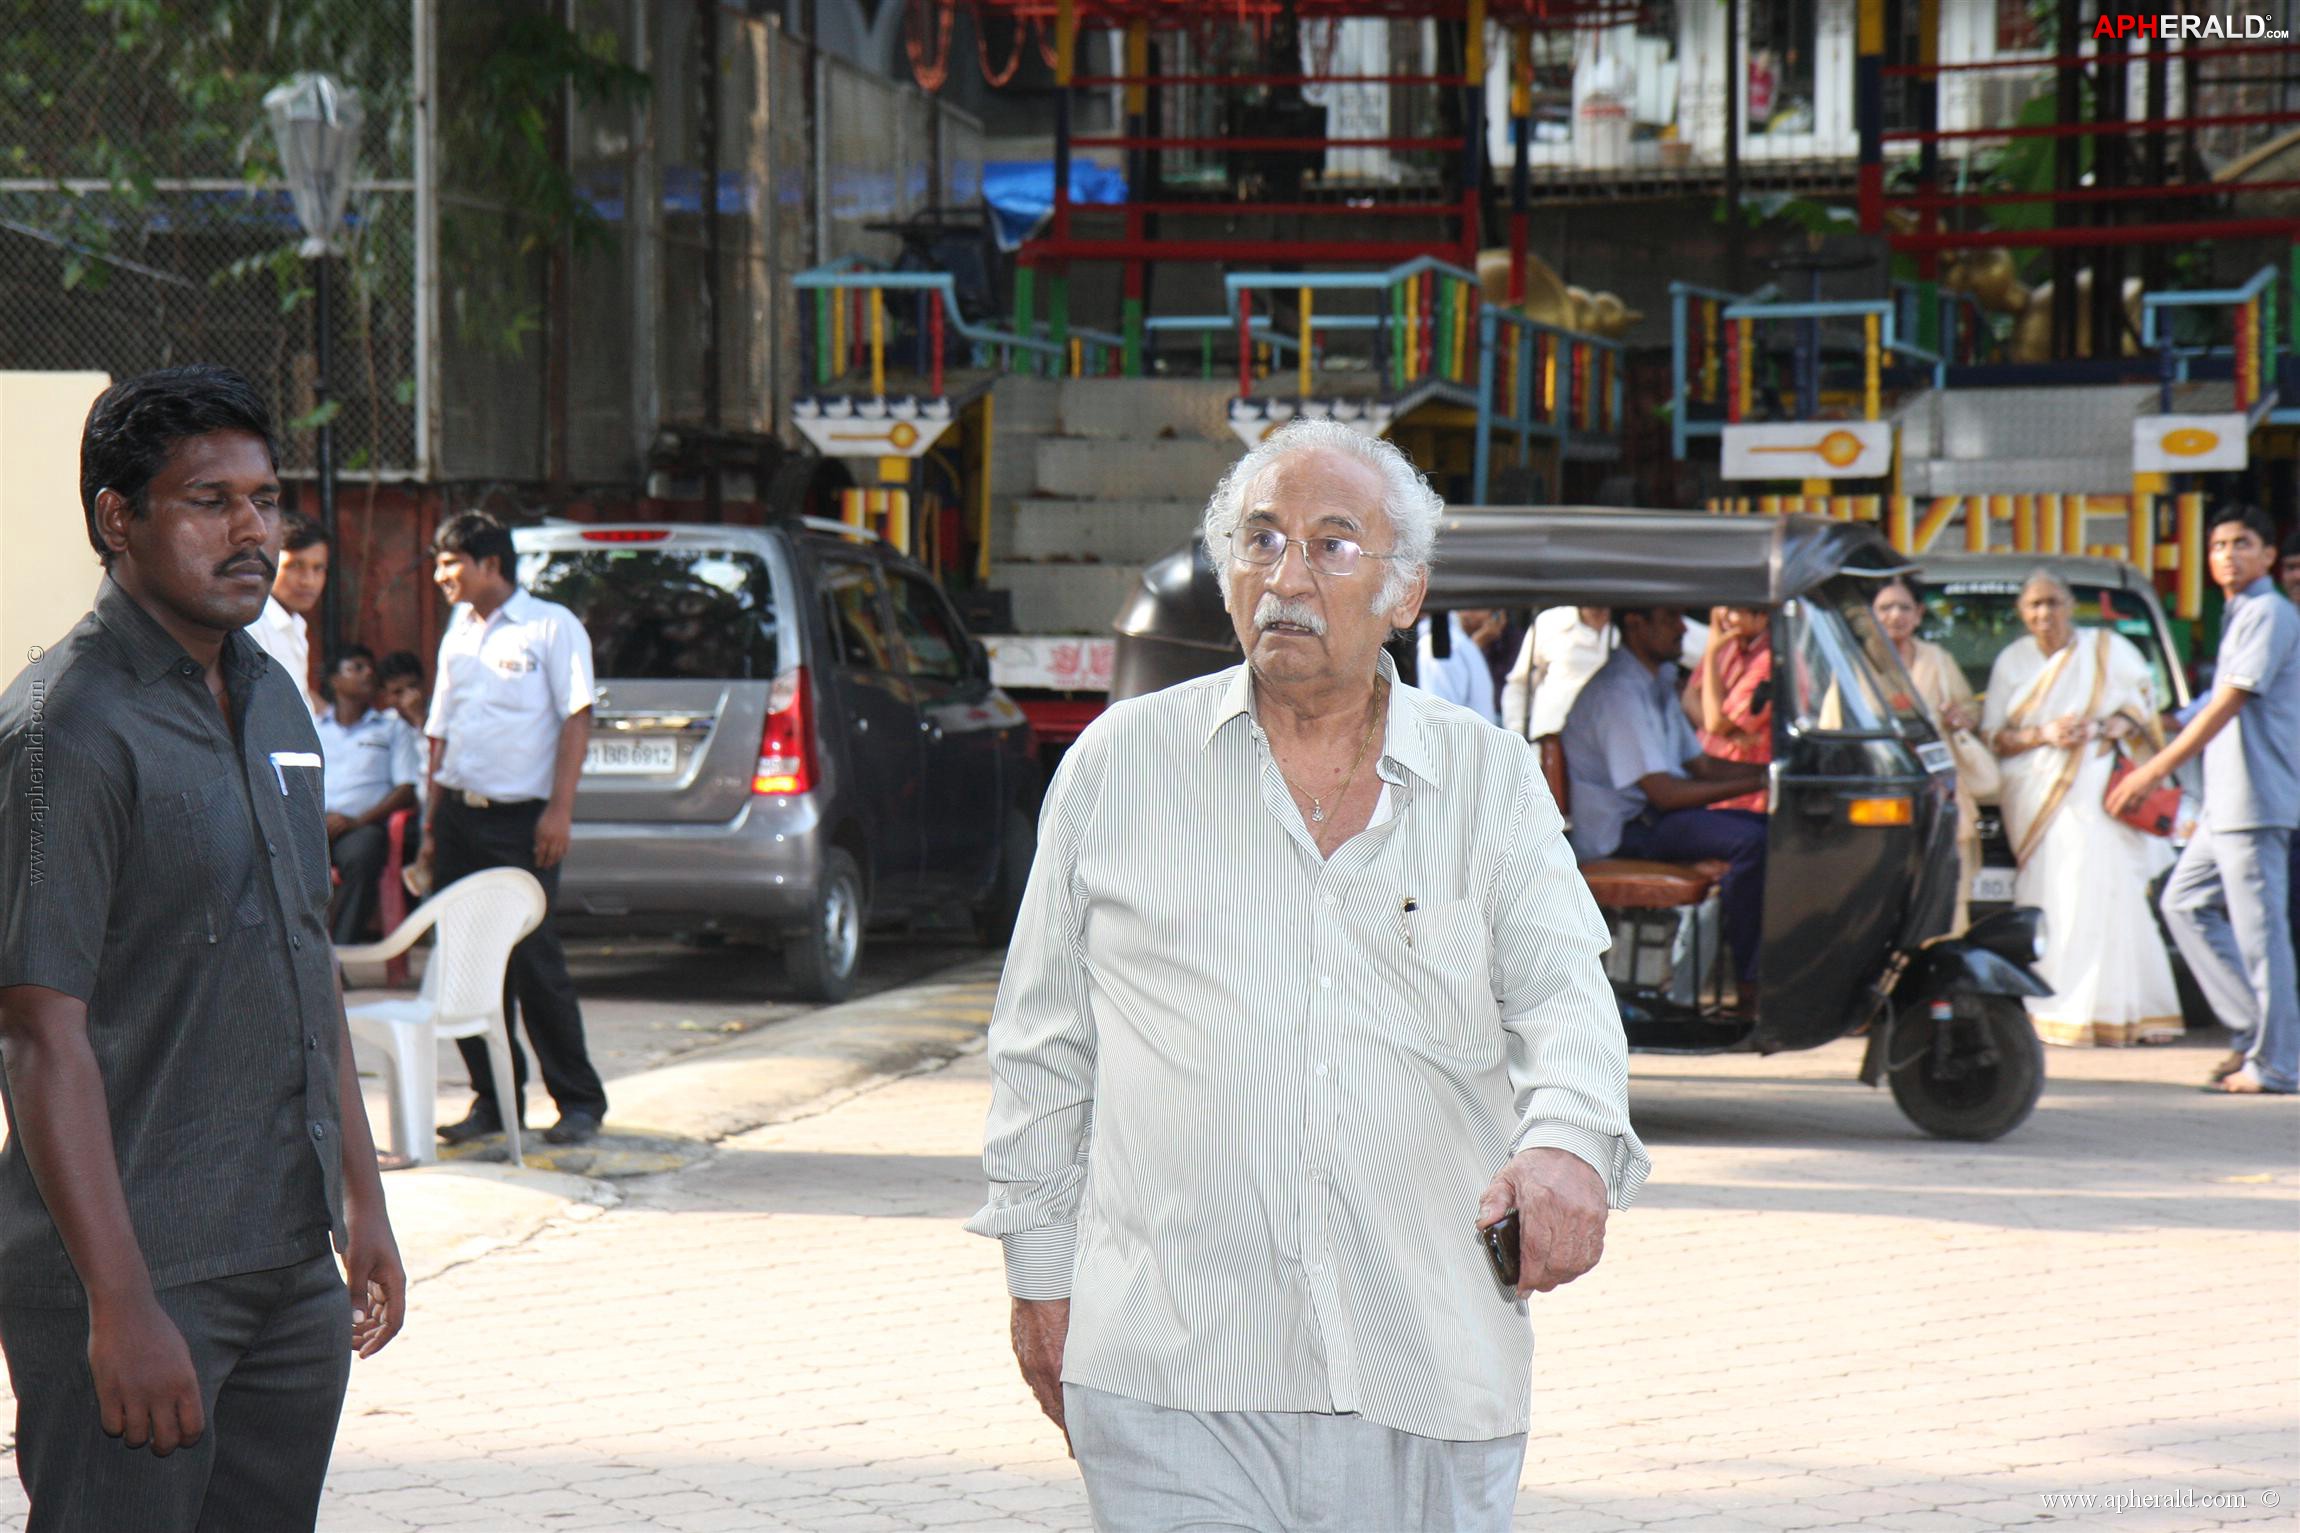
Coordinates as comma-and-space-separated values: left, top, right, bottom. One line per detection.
1721, 422, 1894, 480
2132, 413, 2248, 474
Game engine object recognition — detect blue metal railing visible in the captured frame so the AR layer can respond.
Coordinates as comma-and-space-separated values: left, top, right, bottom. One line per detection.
2139, 263, 2282, 419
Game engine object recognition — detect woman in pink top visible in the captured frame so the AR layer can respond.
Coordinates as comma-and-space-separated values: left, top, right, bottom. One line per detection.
1685, 606, 1772, 814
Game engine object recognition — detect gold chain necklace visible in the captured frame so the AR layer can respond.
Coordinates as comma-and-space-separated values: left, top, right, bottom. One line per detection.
1276, 676, 1387, 825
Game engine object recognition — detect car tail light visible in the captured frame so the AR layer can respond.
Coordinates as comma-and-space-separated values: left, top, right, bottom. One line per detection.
753, 667, 815, 795
581, 528, 672, 543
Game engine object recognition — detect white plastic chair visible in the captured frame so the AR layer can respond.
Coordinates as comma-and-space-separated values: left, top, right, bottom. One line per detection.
335, 867, 547, 1168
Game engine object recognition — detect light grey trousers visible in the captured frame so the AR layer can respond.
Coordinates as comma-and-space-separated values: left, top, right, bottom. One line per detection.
2161, 823, 2297, 1089
1065, 1383, 1527, 1533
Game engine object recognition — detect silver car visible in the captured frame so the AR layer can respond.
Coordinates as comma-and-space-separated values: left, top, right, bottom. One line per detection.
515, 520, 1040, 1001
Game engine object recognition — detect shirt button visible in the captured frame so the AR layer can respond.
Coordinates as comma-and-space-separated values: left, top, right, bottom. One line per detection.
310, 1122, 327, 1141
1318, 975, 1332, 990
1322, 893, 1337, 907
290, 936, 302, 950
305, 1033, 318, 1052
267, 840, 278, 857
1315, 1062, 1329, 1077
177, 660, 197, 677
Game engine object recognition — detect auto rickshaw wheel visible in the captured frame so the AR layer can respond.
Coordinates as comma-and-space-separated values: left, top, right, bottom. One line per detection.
1887, 992, 2044, 1141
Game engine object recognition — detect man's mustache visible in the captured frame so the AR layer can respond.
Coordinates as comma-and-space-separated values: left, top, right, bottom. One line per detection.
1253, 594, 1327, 636
218, 552, 276, 580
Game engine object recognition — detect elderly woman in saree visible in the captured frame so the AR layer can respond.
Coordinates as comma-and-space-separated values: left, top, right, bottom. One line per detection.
1983, 570, 2181, 1047
1872, 575, 1987, 932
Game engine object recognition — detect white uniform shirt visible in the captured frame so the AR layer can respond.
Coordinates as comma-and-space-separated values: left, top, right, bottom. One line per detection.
1415, 614, 1501, 725
1503, 609, 1710, 739
968, 653, 1649, 1442
313, 707, 424, 818
1502, 607, 1614, 739
246, 595, 317, 713
425, 588, 595, 804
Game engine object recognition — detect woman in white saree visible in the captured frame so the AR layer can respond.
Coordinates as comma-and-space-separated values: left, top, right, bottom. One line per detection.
1983, 572, 2181, 1047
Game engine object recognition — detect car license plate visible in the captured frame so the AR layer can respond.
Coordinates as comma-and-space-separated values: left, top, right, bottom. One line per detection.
1971, 867, 2016, 904
585, 736, 678, 775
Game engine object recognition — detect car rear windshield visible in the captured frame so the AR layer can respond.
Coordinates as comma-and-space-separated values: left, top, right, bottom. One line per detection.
1923, 582, 2173, 706
518, 547, 781, 680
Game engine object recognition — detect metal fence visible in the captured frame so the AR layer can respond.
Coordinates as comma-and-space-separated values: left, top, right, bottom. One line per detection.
0, 0, 419, 476
0, 0, 988, 490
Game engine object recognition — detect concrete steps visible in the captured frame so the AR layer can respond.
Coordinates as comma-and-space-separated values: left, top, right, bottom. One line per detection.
1003, 496, 1203, 564
1033, 435, 1242, 503
983, 376, 1243, 635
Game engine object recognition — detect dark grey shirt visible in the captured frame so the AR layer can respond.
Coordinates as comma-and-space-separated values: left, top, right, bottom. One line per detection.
0, 576, 343, 1305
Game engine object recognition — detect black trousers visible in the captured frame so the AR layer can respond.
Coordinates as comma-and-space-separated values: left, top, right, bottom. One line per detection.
433, 794, 608, 1121
326, 822, 390, 944
0, 1254, 350, 1533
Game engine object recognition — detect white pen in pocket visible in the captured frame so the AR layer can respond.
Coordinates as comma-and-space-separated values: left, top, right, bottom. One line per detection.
1399, 895, 1419, 948
268, 751, 321, 795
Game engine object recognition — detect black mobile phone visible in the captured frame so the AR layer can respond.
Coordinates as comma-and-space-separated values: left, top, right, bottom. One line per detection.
1480, 1211, 1521, 1290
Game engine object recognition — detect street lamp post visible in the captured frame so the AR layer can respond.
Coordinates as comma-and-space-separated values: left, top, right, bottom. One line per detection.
264, 71, 364, 659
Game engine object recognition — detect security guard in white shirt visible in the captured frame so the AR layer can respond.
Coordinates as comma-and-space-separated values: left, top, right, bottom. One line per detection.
412, 511, 608, 1148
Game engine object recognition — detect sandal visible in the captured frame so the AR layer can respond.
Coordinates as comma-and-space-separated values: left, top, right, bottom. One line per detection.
2209, 1049, 2249, 1082
2202, 1070, 2297, 1096
376, 1151, 420, 1171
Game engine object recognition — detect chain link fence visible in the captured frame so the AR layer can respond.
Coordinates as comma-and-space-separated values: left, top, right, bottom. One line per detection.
2, 1, 990, 493
0, 0, 419, 476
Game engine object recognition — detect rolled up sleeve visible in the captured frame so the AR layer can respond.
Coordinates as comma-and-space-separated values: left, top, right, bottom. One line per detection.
1488, 761, 1652, 1208
965, 731, 1108, 1298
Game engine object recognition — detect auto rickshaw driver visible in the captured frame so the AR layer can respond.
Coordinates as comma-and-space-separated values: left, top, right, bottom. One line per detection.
1559, 605, 1769, 1008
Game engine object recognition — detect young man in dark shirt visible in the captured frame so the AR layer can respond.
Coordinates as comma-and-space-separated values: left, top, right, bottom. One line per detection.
0, 366, 405, 1531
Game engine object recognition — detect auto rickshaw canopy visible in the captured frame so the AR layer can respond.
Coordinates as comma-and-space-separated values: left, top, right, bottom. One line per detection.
1115, 511, 1918, 654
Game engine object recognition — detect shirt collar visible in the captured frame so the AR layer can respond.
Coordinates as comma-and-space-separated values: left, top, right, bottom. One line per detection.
2232, 575, 2275, 602
95, 574, 266, 687
461, 586, 536, 631
1201, 650, 1441, 792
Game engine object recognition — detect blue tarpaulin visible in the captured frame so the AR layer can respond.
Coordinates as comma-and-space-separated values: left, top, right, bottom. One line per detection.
981, 160, 1127, 251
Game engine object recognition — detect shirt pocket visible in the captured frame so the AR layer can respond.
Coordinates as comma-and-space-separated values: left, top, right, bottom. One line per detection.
1379, 896, 1500, 1058
278, 766, 334, 918
139, 775, 264, 946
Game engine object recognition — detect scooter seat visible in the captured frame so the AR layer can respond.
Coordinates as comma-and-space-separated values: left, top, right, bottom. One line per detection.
1577, 858, 1720, 909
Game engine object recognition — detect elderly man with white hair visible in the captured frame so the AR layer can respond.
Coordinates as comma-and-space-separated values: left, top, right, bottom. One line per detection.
967, 420, 1649, 1531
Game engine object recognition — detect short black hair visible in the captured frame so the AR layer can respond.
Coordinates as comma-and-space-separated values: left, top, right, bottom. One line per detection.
2284, 528, 2300, 560
431, 510, 517, 583
377, 650, 426, 685
283, 509, 332, 553
2207, 504, 2278, 548
1612, 605, 1675, 639
80, 364, 279, 566
328, 643, 376, 674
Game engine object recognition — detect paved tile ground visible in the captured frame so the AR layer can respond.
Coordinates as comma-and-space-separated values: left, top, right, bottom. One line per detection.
3, 1018, 2295, 1531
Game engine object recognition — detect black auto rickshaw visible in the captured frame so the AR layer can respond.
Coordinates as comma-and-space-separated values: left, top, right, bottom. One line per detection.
1110, 509, 2052, 1141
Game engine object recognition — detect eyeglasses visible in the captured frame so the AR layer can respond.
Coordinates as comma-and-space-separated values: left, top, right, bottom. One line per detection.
1230, 526, 1400, 579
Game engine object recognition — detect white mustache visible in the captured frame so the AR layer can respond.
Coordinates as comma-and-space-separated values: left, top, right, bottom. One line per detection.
1254, 594, 1326, 636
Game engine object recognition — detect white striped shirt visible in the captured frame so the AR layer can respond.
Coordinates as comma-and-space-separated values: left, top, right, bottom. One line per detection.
968, 654, 1651, 1442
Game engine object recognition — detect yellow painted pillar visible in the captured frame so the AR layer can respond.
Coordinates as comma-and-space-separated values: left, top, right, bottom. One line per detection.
1887, 495, 1914, 551
869, 289, 886, 398
1965, 497, 1989, 552
2061, 494, 2086, 555
2176, 492, 2205, 618
1299, 287, 1314, 399
1913, 496, 1958, 553
2012, 495, 2036, 552
2129, 475, 2163, 574
1862, 312, 1881, 421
